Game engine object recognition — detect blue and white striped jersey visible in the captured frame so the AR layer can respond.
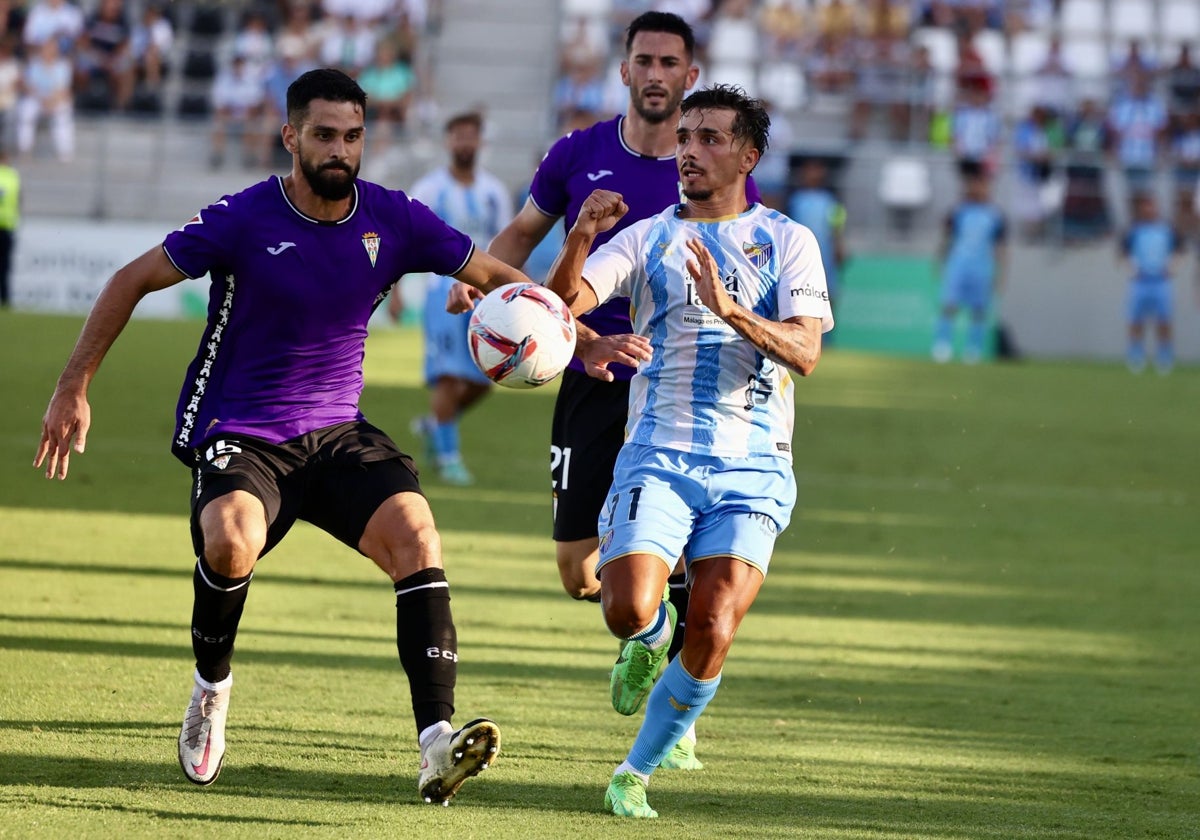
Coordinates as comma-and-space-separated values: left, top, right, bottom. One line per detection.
409, 166, 513, 252
581, 203, 833, 462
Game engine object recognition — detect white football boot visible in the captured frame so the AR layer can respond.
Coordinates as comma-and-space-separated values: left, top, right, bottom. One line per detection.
417, 718, 501, 804
178, 670, 232, 785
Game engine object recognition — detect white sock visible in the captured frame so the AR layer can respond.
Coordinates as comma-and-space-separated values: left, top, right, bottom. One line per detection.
419, 721, 452, 749
684, 722, 697, 744
614, 761, 650, 784
194, 670, 233, 691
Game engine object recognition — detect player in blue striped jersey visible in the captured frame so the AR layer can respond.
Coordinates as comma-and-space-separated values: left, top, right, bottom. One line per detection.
549, 85, 833, 819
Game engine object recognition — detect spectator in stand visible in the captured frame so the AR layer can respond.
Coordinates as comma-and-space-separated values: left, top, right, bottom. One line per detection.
553, 55, 607, 132
74, 0, 134, 111
1107, 72, 1168, 195
951, 85, 1001, 173
317, 13, 377, 75
805, 32, 856, 98
16, 36, 74, 162
1111, 40, 1156, 100
1062, 97, 1112, 243
1012, 104, 1064, 240
815, 0, 856, 43
1166, 44, 1200, 122
276, 4, 320, 70
759, 0, 808, 63
0, 1, 26, 44
358, 36, 415, 152
22, 0, 83, 53
230, 10, 275, 85
129, 2, 173, 109
858, 0, 910, 40
1169, 111, 1200, 237
1030, 35, 1075, 119
849, 30, 911, 142
209, 53, 267, 169
906, 43, 936, 143
954, 30, 994, 104
0, 35, 19, 148
261, 47, 317, 164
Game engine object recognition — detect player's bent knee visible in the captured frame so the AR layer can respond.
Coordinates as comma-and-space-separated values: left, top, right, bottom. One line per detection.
602, 598, 661, 639
201, 528, 265, 576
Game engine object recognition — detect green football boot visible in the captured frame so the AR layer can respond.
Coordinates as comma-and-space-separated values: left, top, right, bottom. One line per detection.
604, 771, 658, 818
610, 601, 676, 716
659, 733, 704, 770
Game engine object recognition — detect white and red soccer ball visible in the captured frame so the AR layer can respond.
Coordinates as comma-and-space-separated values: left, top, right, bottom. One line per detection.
468, 283, 577, 389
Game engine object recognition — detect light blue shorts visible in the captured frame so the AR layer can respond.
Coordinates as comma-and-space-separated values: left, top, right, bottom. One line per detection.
423, 274, 492, 386
941, 262, 994, 313
1127, 278, 1172, 324
595, 444, 796, 578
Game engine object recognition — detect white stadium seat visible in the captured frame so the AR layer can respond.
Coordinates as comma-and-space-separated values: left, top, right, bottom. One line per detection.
912, 27, 958, 75
1161, 0, 1200, 43
758, 63, 806, 111
1059, 0, 1106, 38
1110, 0, 1156, 42
973, 29, 1007, 76
705, 62, 759, 97
562, 0, 613, 16
1010, 31, 1050, 77
879, 157, 931, 210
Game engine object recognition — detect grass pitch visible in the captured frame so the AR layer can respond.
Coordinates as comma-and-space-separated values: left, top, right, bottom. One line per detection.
1, 310, 1197, 839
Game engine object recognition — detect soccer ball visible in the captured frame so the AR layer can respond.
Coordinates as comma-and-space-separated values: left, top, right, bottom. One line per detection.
468, 283, 577, 389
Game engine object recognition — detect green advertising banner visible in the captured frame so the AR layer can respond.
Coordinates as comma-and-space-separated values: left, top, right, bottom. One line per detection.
833, 254, 995, 360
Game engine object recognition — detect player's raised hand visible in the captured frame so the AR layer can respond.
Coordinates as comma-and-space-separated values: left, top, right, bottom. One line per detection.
34, 387, 91, 480
446, 280, 484, 314
573, 190, 627, 237
685, 238, 736, 318
577, 332, 653, 382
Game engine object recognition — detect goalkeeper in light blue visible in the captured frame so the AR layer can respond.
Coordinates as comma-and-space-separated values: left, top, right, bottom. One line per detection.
548, 84, 834, 819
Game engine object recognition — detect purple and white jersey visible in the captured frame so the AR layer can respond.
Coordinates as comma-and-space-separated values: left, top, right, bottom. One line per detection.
164, 176, 473, 464
529, 114, 760, 381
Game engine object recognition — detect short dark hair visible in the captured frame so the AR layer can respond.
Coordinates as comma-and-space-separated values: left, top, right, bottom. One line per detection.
444, 111, 483, 134
681, 84, 770, 157
625, 10, 695, 58
286, 68, 367, 126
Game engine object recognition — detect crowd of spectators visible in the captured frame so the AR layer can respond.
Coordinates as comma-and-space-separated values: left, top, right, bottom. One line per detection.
0, 0, 431, 169
555, 0, 1200, 245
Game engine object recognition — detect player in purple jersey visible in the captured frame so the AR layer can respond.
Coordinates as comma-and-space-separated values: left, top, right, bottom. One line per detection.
33, 69, 530, 805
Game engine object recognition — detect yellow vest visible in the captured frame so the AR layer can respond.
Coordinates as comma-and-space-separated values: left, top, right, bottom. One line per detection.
0, 165, 20, 231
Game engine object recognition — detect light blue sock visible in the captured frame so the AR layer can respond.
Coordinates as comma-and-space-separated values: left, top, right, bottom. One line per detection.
1127, 338, 1145, 368
1156, 340, 1173, 370
627, 658, 721, 776
934, 316, 953, 347
431, 420, 459, 463
966, 319, 987, 358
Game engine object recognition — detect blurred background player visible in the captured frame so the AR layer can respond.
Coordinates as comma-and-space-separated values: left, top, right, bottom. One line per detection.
393, 111, 512, 485
786, 156, 846, 326
932, 164, 1006, 364
0, 147, 18, 308
1119, 192, 1184, 374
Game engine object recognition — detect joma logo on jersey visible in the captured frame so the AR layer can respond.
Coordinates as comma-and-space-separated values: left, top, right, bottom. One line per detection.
361, 232, 380, 267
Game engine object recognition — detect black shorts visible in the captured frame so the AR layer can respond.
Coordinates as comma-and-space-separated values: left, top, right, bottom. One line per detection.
550, 368, 629, 542
188, 421, 422, 559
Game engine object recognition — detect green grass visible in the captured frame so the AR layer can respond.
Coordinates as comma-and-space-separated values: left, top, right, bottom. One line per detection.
1, 310, 1198, 839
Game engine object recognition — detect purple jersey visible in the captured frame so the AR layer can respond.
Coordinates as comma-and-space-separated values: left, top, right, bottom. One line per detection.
529, 115, 760, 380
164, 176, 473, 464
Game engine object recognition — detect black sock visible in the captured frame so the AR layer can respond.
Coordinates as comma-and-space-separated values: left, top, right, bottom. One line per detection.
395, 568, 457, 734
667, 572, 689, 662
191, 556, 252, 684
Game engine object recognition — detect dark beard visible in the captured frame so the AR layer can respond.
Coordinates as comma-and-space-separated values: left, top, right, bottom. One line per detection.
682, 187, 712, 201
300, 158, 358, 201
632, 89, 682, 125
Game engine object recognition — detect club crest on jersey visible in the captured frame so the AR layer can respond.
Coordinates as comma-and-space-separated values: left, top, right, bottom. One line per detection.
362, 232, 380, 267
743, 241, 772, 269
